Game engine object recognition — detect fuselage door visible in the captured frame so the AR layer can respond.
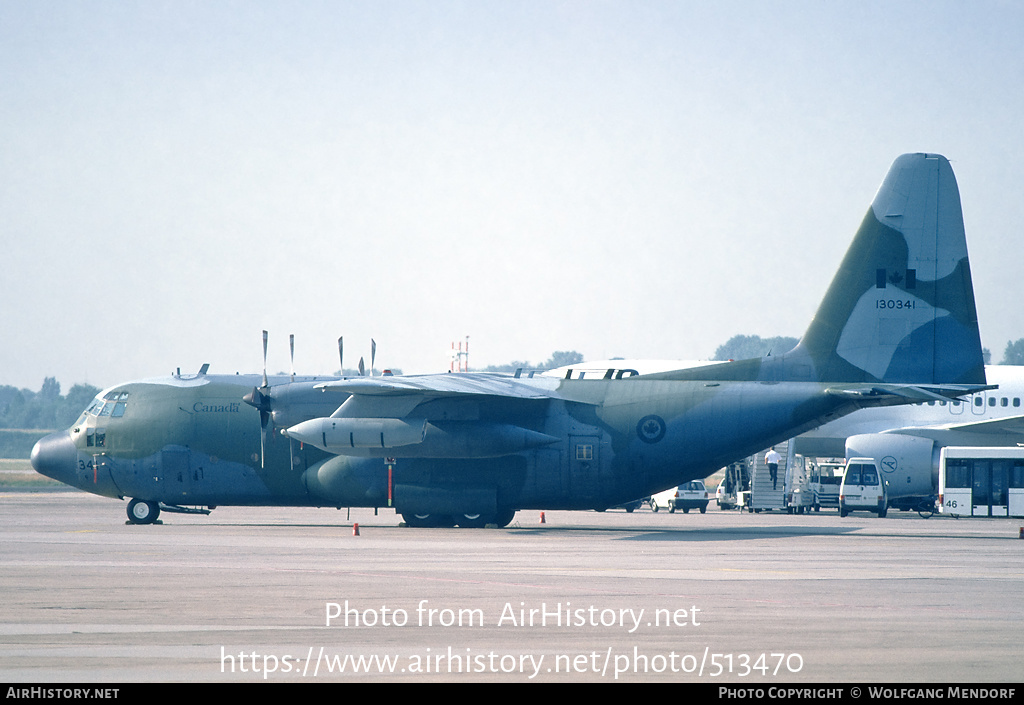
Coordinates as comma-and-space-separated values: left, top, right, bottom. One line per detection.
569, 435, 600, 505
163, 448, 192, 499
971, 391, 987, 416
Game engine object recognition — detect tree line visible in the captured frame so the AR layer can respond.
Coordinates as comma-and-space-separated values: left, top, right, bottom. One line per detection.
479, 351, 585, 373
0, 378, 100, 430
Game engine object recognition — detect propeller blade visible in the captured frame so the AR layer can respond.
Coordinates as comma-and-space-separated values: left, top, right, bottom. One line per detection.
289, 334, 295, 381
260, 409, 270, 469
371, 339, 376, 377
338, 336, 344, 375
257, 331, 272, 467
261, 330, 269, 388
358, 357, 365, 376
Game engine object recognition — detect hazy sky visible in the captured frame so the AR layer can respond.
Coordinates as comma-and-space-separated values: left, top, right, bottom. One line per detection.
2, 1, 1023, 391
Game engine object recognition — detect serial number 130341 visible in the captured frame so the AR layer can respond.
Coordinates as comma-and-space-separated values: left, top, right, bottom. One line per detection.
876, 299, 918, 310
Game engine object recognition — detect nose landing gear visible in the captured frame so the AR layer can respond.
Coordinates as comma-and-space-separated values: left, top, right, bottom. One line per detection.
126, 499, 161, 525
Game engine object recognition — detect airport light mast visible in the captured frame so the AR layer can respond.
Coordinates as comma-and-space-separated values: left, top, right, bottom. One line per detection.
451, 336, 469, 372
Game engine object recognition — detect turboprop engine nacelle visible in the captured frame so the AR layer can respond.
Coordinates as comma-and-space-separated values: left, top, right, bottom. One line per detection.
845, 433, 939, 499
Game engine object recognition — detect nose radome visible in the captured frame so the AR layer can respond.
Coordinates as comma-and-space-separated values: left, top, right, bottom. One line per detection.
30, 432, 78, 485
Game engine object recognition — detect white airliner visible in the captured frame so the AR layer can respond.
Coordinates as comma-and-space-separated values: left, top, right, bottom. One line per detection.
542, 359, 725, 379
794, 365, 1024, 500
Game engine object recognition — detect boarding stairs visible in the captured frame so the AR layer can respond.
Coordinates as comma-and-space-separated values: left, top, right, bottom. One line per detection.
749, 440, 789, 512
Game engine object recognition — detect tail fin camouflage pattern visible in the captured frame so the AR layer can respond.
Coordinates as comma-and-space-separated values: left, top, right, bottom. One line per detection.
790, 153, 985, 384
656, 153, 986, 387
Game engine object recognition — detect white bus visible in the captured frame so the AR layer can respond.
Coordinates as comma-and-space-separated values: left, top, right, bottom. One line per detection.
938, 446, 1024, 518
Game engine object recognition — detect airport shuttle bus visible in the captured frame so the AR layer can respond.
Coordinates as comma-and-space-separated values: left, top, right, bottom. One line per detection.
939, 446, 1024, 518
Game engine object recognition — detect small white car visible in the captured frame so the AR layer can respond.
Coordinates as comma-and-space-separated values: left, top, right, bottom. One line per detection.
650, 480, 709, 514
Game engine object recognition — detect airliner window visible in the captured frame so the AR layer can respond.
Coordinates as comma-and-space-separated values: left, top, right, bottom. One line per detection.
989, 397, 996, 407
98, 402, 113, 417
975, 397, 983, 407
576, 445, 593, 461
1001, 398, 1009, 407
111, 402, 127, 417
1015, 398, 1021, 408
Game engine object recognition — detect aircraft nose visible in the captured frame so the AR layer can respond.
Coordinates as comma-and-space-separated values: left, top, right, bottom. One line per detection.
30, 432, 78, 485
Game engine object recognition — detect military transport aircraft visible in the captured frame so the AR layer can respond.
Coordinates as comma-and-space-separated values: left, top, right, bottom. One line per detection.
31, 153, 991, 527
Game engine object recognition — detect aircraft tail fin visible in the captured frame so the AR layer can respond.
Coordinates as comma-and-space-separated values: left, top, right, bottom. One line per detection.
787, 153, 985, 385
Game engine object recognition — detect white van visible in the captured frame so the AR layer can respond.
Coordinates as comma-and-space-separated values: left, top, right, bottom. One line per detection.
839, 458, 887, 518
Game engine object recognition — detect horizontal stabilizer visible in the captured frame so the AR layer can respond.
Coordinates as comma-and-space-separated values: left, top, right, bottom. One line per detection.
825, 383, 996, 404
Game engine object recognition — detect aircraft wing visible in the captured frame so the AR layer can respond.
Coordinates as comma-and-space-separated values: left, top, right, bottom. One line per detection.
314, 373, 572, 401
942, 413, 1024, 436
320, 377, 994, 405
292, 373, 573, 456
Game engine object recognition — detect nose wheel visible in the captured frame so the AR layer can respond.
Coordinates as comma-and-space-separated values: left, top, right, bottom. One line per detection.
127, 499, 161, 525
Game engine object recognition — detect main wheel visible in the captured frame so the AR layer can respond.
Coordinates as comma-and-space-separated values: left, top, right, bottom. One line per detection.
402, 512, 455, 528
454, 513, 488, 528
127, 499, 160, 525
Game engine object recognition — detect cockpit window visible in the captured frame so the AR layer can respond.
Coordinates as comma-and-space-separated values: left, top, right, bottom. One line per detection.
87, 392, 129, 418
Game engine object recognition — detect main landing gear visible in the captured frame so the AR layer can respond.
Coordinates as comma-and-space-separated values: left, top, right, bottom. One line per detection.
401, 509, 516, 528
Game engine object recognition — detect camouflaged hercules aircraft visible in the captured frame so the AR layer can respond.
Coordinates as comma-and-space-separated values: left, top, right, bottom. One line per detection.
32, 153, 991, 527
